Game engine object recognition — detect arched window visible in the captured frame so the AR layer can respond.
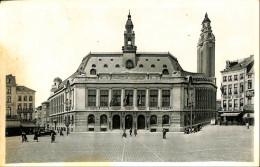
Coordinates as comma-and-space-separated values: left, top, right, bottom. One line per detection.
151, 64, 155, 68
150, 115, 157, 125
115, 64, 120, 68
88, 114, 95, 124
100, 115, 107, 124
90, 69, 96, 75
163, 64, 167, 68
162, 69, 169, 75
162, 115, 170, 124
104, 64, 108, 68
139, 64, 143, 68
92, 64, 96, 68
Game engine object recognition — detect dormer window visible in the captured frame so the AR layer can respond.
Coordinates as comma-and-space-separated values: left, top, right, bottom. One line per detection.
104, 64, 108, 68
151, 64, 155, 68
162, 69, 169, 75
157, 59, 160, 61
111, 59, 113, 61
163, 64, 167, 68
99, 59, 102, 61
115, 64, 120, 68
145, 59, 148, 61
92, 64, 96, 68
90, 69, 96, 75
139, 64, 143, 68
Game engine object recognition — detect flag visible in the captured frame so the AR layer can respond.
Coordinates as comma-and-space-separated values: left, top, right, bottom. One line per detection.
137, 94, 142, 106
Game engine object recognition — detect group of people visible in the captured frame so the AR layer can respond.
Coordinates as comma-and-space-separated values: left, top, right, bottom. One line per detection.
184, 125, 202, 134
122, 128, 137, 138
21, 130, 57, 143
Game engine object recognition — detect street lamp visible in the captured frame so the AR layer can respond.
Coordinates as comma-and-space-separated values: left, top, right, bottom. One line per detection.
188, 92, 195, 132
65, 99, 71, 136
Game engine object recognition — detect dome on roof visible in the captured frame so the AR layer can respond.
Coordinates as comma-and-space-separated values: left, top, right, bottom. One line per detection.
53, 77, 62, 84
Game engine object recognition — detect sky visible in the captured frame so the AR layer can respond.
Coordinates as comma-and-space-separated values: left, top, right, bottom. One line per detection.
0, 0, 259, 107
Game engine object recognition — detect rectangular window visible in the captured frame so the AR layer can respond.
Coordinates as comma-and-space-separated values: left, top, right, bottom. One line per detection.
137, 90, 146, 107
88, 90, 96, 107
234, 84, 238, 94
24, 96, 27, 101
223, 85, 227, 95
234, 75, 238, 81
234, 99, 238, 110
7, 107, 11, 116
29, 96, 33, 101
228, 85, 232, 95
29, 103, 33, 109
111, 90, 121, 106
248, 97, 252, 104
23, 103, 27, 110
248, 80, 252, 89
240, 83, 244, 93
223, 76, 227, 82
18, 103, 22, 110
162, 90, 170, 107
124, 90, 133, 106
240, 73, 244, 80
149, 90, 158, 107
228, 100, 232, 109
18, 96, 22, 101
100, 90, 108, 107
7, 96, 11, 103
7, 87, 11, 94
248, 74, 251, 78
223, 100, 227, 111
240, 98, 243, 107
228, 76, 232, 81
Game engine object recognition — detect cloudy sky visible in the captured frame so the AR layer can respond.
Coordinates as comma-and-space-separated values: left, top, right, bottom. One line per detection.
0, 0, 259, 107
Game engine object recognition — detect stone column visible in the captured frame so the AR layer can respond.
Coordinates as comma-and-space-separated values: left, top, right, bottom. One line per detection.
108, 88, 112, 107
133, 88, 137, 108
121, 88, 125, 108
96, 88, 100, 107
146, 88, 149, 109
170, 87, 173, 109
158, 88, 162, 108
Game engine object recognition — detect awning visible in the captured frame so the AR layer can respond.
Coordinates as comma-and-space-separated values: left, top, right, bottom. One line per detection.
221, 113, 240, 117
243, 113, 254, 118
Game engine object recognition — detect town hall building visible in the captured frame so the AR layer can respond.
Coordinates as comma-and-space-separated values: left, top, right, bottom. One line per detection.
48, 12, 217, 132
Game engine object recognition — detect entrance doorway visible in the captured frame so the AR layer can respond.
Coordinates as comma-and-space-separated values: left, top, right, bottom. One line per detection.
125, 115, 133, 129
113, 115, 120, 129
137, 115, 145, 129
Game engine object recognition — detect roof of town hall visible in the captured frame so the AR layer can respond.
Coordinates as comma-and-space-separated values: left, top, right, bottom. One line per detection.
52, 52, 207, 93
221, 55, 254, 73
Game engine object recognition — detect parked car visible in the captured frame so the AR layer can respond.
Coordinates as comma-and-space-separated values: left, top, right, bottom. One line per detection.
39, 130, 56, 136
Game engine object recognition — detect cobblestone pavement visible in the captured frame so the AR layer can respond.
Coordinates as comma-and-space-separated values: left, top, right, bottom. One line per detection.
6, 125, 254, 163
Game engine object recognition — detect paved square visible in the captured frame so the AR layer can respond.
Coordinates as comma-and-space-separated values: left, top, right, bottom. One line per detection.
6, 125, 254, 163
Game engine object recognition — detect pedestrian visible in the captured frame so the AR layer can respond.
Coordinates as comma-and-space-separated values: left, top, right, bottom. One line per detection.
134, 128, 137, 137
33, 131, 38, 142
51, 132, 56, 143
246, 122, 249, 129
122, 130, 127, 138
60, 129, 63, 136
163, 129, 167, 139
21, 131, 26, 142
129, 128, 132, 137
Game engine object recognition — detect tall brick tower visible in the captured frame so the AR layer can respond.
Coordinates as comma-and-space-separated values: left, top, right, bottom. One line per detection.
197, 13, 215, 77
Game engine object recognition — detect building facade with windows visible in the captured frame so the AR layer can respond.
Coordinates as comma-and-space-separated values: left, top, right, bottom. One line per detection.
48, 13, 217, 132
6, 74, 36, 136
35, 101, 50, 130
220, 55, 254, 125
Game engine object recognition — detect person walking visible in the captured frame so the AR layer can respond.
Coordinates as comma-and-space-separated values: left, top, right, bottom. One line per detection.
122, 130, 127, 138
129, 128, 132, 137
21, 131, 26, 142
163, 129, 167, 139
51, 131, 56, 143
33, 131, 39, 142
134, 128, 137, 137
60, 129, 64, 136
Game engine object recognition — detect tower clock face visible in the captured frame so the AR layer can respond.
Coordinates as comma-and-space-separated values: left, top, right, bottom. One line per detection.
126, 60, 134, 69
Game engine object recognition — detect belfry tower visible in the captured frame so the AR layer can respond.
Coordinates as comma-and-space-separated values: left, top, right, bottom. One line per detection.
122, 11, 137, 69
197, 13, 215, 77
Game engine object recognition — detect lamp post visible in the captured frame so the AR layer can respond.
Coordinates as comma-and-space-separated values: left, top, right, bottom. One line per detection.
65, 99, 71, 136
189, 92, 195, 132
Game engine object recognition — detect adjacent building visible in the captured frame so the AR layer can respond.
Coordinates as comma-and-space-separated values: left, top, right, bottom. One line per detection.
35, 101, 50, 130
220, 55, 254, 125
48, 13, 217, 132
6, 74, 37, 136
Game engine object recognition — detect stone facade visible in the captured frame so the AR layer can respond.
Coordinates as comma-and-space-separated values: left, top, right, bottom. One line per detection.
48, 13, 217, 132
6, 74, 36, 136
220, 55, 254, 125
